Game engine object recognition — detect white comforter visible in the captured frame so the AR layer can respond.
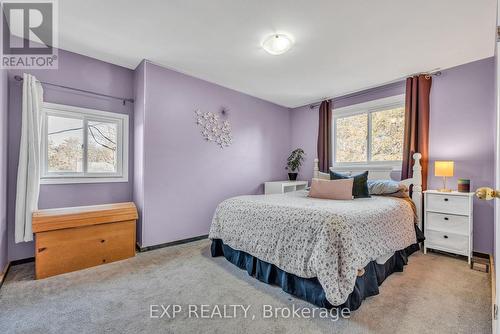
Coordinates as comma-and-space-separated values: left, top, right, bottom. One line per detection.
209, 190, 417, 305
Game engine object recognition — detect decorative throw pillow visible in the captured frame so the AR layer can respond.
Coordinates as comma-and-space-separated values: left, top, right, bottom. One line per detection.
367, 179, 408, 195
329, 171, 370, 198
308, 178, 354, 200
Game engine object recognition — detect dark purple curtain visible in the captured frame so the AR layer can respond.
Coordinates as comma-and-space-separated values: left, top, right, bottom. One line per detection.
317, 100, 332, 173
402, 75, 431, 190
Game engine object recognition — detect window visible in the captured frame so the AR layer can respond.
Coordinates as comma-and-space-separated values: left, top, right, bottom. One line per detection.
333, 95, 405, 167
41, 103, 129, 184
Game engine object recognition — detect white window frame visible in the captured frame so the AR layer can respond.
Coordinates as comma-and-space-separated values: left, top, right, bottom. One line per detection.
332, 94, 405, 169
40, 102, 129, 184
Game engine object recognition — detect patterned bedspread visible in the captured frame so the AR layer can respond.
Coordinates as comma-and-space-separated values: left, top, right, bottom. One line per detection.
209, 190, 417, 305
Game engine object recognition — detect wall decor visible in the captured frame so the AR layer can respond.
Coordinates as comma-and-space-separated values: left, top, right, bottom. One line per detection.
194, 109, 233, 148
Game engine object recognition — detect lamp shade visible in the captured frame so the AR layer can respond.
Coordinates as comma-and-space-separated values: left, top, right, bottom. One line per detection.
435, 161, 454, 177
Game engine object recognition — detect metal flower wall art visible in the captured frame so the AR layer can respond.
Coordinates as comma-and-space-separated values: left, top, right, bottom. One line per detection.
194, 109, 233, 148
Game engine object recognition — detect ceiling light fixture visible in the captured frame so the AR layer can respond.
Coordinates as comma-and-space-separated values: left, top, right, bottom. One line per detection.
262, 33, 293, 55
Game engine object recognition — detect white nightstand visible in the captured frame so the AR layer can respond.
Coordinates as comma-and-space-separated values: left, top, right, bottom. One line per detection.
264, 181, 308, 194
423, 190, 474, 265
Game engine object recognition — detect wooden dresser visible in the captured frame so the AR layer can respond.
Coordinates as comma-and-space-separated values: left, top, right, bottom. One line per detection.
32, 202, 138, 279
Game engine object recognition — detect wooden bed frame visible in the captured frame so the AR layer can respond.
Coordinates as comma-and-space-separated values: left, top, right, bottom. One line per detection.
313, 152, 423, 229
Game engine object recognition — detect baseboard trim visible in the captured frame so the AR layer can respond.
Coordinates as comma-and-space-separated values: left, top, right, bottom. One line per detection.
137, 235, 209, 252
0, 261, 10, 289
10, 257, 34, 266
473, 251, 490, 259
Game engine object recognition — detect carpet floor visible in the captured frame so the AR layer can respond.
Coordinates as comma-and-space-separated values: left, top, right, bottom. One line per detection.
0, 239, 491, 334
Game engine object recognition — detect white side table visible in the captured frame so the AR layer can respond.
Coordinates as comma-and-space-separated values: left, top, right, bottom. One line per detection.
423, 190, 474, 265
264, 181, 308, 195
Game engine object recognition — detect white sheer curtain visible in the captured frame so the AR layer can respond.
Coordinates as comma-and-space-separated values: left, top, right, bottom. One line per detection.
15, 73, 43, 243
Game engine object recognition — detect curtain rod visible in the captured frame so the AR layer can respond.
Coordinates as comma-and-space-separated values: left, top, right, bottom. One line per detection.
13, 75, 134, 105
308, 70, 441, 110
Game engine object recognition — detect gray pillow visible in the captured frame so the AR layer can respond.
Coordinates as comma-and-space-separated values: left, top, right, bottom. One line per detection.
367, 179, 407, 195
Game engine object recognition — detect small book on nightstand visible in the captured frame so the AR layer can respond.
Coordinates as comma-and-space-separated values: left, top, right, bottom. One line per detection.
423, 190, 474, 266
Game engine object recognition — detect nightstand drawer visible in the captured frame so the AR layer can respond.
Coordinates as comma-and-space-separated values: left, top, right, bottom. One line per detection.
426, 193, 470, 215
426, 212, 468, 235
426, 230, 468, 254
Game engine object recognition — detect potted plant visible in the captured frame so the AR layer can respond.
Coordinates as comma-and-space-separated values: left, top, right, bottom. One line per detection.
286, 148, 305, 181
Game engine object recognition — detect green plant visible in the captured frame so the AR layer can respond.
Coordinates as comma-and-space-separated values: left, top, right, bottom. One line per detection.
286, 148, 305, 173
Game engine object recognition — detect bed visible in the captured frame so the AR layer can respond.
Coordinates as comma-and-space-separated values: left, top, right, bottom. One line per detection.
209, 153, 424, 310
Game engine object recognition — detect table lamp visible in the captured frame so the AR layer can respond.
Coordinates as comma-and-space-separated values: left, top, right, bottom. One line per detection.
435, 161, 454, 192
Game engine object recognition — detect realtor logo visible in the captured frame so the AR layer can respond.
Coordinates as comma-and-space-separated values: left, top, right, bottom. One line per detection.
1, 0, 58, 69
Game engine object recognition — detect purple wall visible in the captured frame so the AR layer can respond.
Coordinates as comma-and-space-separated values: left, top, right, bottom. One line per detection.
334, 81, 406, 109
290, 81, 405, 181
0, 69, 8, 273
289, 104, 318, 181
428, 57, 495, 254
3, 48, 494, 259
136, 61, 290, 247
7, 49, 135, 261
290, 58, 495, 253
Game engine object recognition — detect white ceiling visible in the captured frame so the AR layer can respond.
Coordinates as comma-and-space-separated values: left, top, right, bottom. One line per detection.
58, 0, 496, 108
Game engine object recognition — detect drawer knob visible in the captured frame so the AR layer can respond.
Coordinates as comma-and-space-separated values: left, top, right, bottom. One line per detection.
444, 198, 449, 202
101, 239, 106, 243
443, 235, 449, 239
444, 217, 449, 221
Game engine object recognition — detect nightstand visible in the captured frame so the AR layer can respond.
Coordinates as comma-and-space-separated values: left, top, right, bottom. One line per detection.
264, 181, 308, 194
423, 190, 474, 265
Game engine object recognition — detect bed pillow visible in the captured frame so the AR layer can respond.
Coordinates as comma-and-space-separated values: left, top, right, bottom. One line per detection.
367, 179, 408, 195
309, 178, 354, 200
329, 171, 370, 198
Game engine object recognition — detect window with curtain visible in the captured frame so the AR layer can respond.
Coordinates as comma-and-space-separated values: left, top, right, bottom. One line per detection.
332, 95, 405, 167
40, 102, 129, 184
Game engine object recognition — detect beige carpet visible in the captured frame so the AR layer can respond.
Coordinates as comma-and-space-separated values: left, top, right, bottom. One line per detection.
0, 240, 491, 334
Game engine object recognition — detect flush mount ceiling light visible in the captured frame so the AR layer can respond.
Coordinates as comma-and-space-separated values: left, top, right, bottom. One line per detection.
262, 33, 293, 55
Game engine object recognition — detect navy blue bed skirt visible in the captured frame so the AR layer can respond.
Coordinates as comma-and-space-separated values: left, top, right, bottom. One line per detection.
211, 225, 423, 311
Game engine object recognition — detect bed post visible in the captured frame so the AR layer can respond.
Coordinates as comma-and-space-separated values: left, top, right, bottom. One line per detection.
412, 153, 423, 230
313, 158, 320, 179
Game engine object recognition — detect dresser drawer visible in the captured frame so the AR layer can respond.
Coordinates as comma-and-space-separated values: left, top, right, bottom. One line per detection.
426, 230, 468, 255
426, 194, 470, 215
426, 212, 468, 236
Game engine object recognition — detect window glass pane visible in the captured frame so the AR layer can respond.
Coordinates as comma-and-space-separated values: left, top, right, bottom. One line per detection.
87, 121, 118, 173
335, 114, 368, 163
47, 115, 83, 173
371, 107, 404, 161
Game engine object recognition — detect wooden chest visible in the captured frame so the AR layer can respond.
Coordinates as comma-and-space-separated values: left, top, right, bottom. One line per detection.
32, 202, 138, 279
